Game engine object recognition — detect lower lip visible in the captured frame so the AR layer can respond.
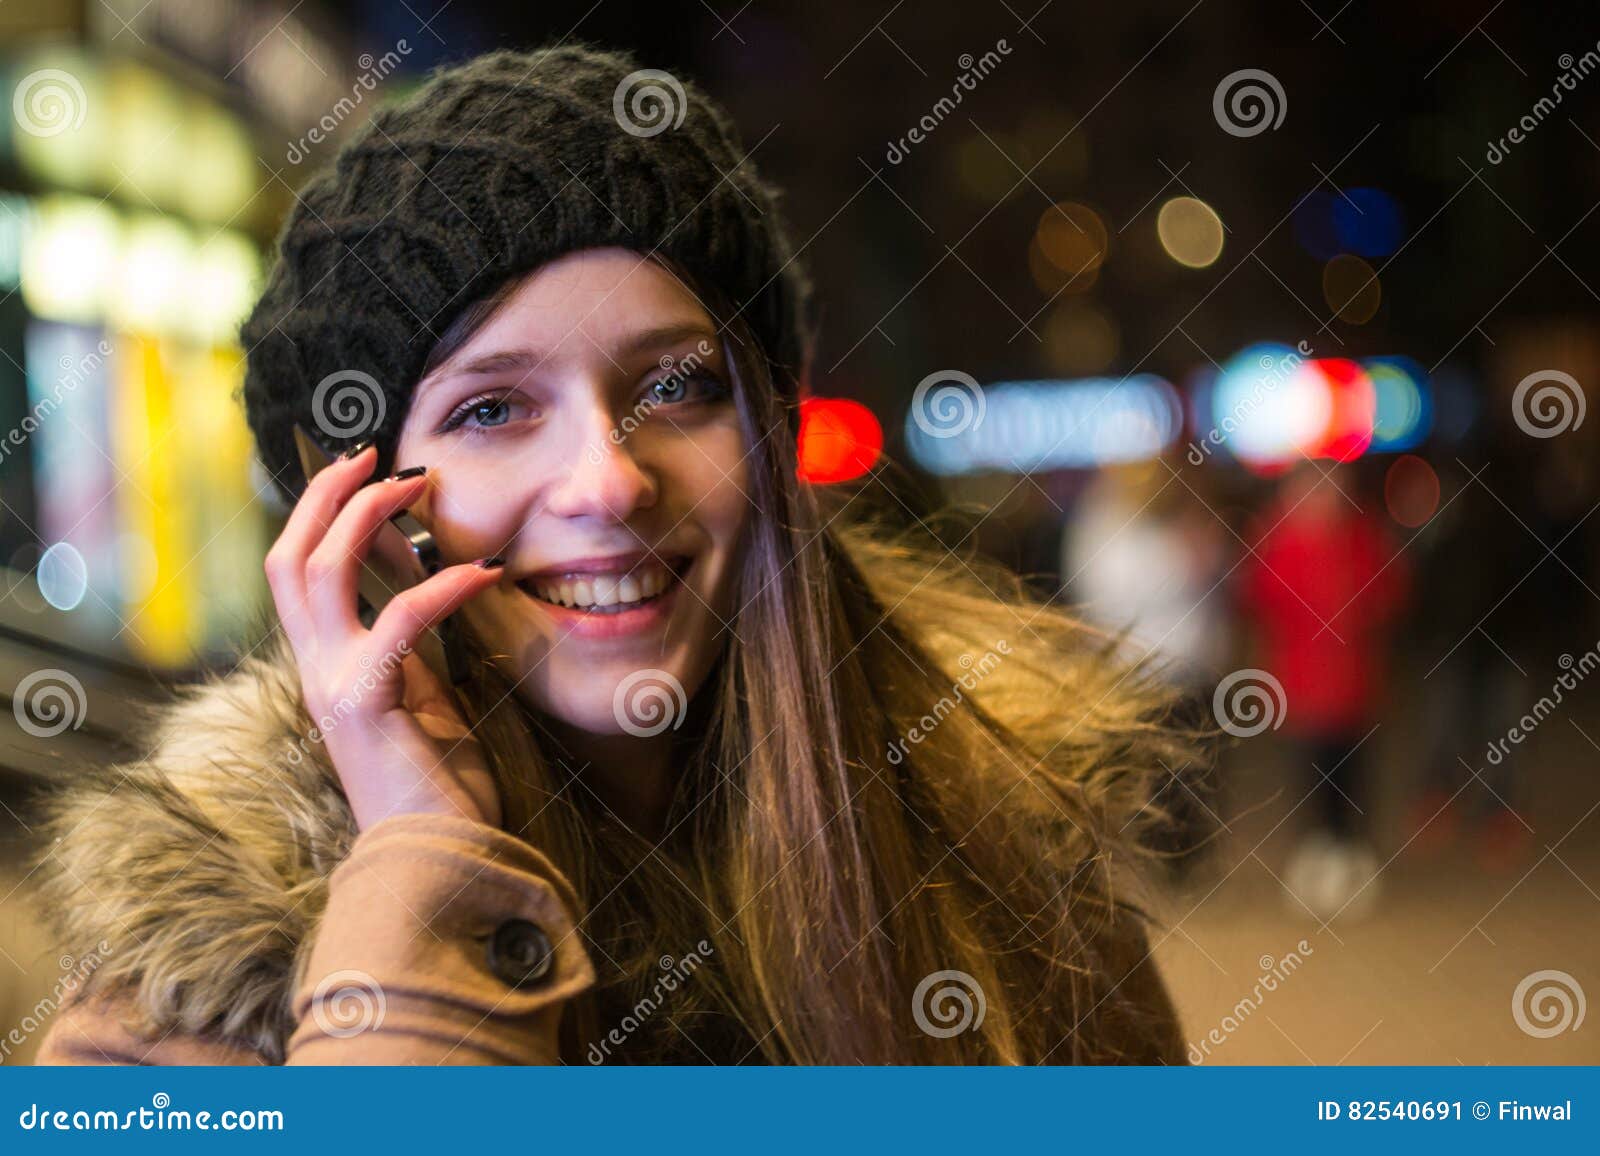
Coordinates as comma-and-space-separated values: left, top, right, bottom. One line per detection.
518, 576, 682, 640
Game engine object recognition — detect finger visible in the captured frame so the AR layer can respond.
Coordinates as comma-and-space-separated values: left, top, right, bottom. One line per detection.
400, 650, 472, 734
303, 469, 432, 641
264, 444, 379, 654
367, 560, 505, 673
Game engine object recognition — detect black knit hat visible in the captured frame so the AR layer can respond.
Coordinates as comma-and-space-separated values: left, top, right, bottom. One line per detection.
241, 43, 812, 504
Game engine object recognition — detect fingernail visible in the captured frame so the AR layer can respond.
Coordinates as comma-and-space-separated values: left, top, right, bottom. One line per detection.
385, 465, 427, 481
476, 556, 505, 569
337, 439, 374, 460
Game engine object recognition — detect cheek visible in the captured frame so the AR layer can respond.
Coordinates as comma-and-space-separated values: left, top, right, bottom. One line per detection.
669, 425, 751, 543
417, 461, 533, 560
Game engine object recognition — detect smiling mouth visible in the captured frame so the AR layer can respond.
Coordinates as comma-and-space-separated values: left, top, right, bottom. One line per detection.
517, 556, 688, 615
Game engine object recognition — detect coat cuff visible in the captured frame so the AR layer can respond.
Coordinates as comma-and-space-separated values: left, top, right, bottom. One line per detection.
285, 811, 594, 1065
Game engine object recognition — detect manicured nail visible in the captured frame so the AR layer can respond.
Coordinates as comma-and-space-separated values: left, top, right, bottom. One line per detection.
386, 465, 427, 481
476, 556, 506, 569
337, 439, 374, 460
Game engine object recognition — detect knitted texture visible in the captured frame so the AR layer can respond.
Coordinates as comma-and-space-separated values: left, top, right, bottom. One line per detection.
240, 43, 811, 502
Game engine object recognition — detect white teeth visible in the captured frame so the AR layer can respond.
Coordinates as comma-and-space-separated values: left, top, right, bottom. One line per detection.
527, 561, 677, 610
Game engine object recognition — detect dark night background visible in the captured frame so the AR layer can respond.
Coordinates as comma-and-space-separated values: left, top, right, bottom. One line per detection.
0, 0, 1596, 1064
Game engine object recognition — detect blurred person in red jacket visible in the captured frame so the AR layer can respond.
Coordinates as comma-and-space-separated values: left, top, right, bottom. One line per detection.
1240, 463, 1410, 919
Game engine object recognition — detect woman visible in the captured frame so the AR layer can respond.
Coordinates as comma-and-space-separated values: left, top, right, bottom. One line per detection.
33, 44, 1202, 1065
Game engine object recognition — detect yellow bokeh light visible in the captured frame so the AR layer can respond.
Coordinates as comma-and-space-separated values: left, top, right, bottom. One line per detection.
1044, 302, 1119, 374
1028, 236, 1099, 295
21, 196, 120, 323
1035, 202, 1108, 276
1323, 254, 1381, 324
1157, 196, 1225, 268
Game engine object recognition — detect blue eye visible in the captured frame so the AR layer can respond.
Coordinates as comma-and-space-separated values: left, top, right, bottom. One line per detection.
467, 400, 510, 426
647, 371, 728, 406
440, 391, 527, 433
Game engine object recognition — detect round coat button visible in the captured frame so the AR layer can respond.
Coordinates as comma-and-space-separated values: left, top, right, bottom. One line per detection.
487, 918, 555, 988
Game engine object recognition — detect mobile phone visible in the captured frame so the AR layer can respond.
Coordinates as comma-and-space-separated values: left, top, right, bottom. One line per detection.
291, 423, 470, 687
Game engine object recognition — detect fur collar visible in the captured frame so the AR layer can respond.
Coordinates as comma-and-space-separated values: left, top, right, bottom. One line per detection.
35, 628, 356, 1063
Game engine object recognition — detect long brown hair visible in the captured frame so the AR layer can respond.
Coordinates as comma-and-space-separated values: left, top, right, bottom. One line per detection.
432, 254, 1208, 1064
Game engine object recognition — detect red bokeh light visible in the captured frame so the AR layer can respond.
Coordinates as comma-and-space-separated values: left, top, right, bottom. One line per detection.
797, 397, 882, 484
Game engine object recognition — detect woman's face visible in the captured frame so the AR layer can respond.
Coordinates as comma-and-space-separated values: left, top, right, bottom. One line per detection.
393, 247, 751, 736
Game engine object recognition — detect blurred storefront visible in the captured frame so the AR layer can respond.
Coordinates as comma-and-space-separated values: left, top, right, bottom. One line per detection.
0, 1, 427, 779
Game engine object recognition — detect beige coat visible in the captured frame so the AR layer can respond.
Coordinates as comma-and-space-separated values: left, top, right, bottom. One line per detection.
32, 630, 595, 1065
30, 628, 1187, 1065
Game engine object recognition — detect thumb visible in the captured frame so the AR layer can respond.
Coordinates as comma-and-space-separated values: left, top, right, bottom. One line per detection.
400, 650, 472, 739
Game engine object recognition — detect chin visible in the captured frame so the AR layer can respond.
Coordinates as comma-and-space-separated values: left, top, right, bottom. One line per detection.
521, 659, 702, 739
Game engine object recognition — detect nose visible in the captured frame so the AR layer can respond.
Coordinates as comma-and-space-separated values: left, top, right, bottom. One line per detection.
543, 406, 659, 521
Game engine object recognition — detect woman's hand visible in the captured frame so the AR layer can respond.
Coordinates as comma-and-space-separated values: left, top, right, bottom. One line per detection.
264, 444, 506, 832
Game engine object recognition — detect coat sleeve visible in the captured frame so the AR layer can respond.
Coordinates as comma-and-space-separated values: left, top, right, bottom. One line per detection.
34, 812, 596, 1066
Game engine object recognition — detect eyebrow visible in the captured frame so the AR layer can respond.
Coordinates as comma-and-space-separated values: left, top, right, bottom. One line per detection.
430, 322, 720, 384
